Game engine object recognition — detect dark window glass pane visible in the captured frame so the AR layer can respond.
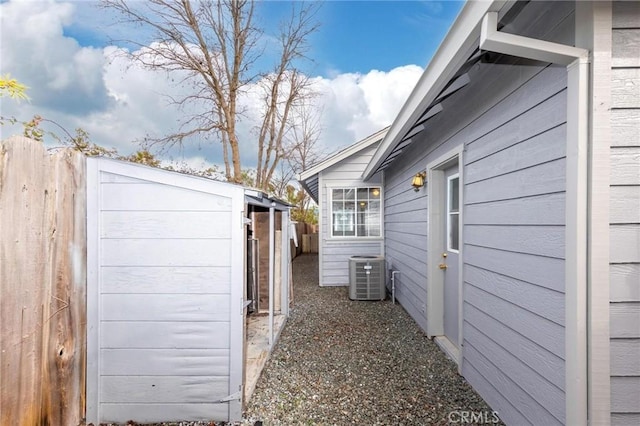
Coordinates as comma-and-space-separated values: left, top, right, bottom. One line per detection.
357, 188, 368, 200
450, 213, 459, 250
450, 177, 459, 213
357, 225, 366, 237
333, 188, 344, 200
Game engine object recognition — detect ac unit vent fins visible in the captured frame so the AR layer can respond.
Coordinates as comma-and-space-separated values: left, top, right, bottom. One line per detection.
349, 255, 386, 301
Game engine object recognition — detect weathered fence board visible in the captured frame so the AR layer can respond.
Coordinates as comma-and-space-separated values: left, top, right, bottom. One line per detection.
0, 136, 86, 426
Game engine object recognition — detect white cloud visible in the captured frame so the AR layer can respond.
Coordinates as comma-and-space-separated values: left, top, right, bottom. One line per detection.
1, 0, 110, 114
311, 65, 423, 153
1, 0, 423, 172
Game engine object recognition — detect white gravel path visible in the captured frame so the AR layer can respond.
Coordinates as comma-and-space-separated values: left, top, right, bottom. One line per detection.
242, 254, 502, 425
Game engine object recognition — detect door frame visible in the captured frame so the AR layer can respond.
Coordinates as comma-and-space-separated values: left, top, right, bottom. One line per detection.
426, 145, 464, 369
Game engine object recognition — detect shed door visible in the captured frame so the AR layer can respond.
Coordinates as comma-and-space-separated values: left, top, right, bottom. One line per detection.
86, 159, 245, 424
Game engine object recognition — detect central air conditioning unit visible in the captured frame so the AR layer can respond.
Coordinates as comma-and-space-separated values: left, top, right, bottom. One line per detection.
349, 255, 386, 301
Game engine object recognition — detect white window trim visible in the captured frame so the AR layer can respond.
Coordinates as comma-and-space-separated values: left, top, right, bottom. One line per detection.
329, 186, 383, 239
447, 173, 460, 253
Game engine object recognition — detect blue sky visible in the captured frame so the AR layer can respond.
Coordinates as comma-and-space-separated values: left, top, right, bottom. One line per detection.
311, 1, 463, 74
1, 0, 463, 170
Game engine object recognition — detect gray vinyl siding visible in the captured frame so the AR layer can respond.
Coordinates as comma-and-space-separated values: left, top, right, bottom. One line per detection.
462, 64, 567, 425
610, 2, 640, 424
383, 2, 572, 424
319, 143, 383, 286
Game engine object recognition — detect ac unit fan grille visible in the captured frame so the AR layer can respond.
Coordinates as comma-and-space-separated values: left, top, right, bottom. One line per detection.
349, 256, 385, 301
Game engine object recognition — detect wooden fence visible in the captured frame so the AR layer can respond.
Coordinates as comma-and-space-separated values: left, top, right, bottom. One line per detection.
292, 222, 318, 257
0, 137, 86, 425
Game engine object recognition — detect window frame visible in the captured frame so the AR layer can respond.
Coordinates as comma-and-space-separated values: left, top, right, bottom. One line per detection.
329, 186, 383, 239
447, 173, 460, 253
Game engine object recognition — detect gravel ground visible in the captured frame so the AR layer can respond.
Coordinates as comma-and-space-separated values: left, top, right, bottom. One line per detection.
100, 254, 501, 426
242, 254, 501, 425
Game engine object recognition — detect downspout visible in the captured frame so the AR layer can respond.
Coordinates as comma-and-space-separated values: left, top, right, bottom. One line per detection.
480, 12, 590, 425
269, 203, 275, 347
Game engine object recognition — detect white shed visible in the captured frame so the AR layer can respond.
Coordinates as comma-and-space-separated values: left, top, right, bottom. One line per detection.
85, 158, 291, 424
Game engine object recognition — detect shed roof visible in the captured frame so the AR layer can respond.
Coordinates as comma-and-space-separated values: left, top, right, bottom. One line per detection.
92, 157, 291, 210
362, 0, 515, 179
298, 126, 389, 202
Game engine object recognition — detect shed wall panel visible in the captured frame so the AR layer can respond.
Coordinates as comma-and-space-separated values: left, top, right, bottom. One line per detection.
101, 294, 231, 321
100, 404, 228, 424
100, 322, 231, 349
101, 181, 233, 211
101, 211, 232, 238
101, 376, 229, 403
100, 266, 231, 294
101, 238, 231, 266
89, 162, 242, 423
100, 349, 230, 376
611, 3, 640, 419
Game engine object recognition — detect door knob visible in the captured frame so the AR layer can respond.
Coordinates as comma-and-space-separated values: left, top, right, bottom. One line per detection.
439, 263, 448, 270
442, 253, 447, 258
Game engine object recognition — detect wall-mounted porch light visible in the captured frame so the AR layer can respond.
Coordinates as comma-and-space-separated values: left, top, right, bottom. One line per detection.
411, 171, 426, 192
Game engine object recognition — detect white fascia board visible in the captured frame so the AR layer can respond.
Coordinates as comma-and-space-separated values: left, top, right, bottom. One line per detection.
300, 126, 389, 182
480, 12, 588, 65
363, 0, 509, 180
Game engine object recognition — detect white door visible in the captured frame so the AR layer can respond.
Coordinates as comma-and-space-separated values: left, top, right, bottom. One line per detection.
443, 167, 460, 347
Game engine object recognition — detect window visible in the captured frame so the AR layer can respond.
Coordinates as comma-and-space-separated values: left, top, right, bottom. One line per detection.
331, 187, 381, 237
447, 175, 460, 251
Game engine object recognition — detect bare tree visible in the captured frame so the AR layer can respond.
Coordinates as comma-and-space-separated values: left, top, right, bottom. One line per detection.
286, 98, 325, 174
102, 0, 319, 188
283, 98, 325, 222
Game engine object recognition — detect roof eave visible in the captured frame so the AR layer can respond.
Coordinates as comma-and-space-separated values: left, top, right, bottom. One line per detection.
298, 177, 319, 204
362, 0, 510, 180
300, 126, 389, 182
